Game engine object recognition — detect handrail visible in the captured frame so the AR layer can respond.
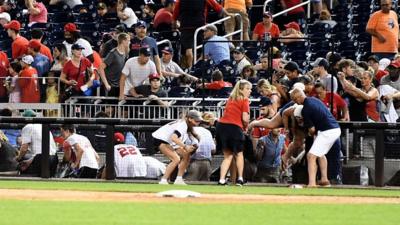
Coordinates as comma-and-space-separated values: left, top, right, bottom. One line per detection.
193, 13, 243, 64
156, 39, 172, 48
264, 0, 311, 19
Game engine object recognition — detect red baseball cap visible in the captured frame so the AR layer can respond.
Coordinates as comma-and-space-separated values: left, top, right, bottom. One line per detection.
284, 21, 300, 31
114, 132, 125, 143
388, 61, 400, 69
148, 73, 161, 80
3, 20, 20, 31
28, 40, 42, 50
64, 23, 79, 32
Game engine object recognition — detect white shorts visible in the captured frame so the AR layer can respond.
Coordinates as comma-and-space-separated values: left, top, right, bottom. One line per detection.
309, 128, 341, 157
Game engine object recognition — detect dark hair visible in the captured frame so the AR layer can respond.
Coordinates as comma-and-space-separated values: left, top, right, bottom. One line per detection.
178, 74, 192, 85
0, 108, 12, 117
95, 111, 109, 118
10, 61, 22, 73
211, 70, 223, 81
30, 28, 44, 39
314, 82, 325, 90
61, 124, 75, 133
357, 61, 369, 71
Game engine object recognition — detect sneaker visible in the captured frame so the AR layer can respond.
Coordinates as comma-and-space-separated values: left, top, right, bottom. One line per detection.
236, 179, 245, 186
158, 179, 169, 185
174, 179, 187, 185
217, 181, 228, 186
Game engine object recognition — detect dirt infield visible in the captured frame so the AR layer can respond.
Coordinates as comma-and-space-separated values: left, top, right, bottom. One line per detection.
0, 189, 399, 204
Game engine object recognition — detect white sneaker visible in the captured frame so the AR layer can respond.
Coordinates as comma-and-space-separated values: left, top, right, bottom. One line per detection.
158, 179, 169, 185
174, 179, 187, 185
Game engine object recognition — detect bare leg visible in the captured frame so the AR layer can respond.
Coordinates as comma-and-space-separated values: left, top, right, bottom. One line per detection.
160, 144, 180, 180
307, 152, 318, 187
229, 157, 237, 183
186, 48, 193, 69
176, 149, 190, 177
220, 150, 234, 181
318, 155, 329, 183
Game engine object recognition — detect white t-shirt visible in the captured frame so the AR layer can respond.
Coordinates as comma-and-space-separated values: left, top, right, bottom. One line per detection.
64, 38, 94, 58
152, 120, 189, 148
122, 57, 156, 94
21, 124, 57, 157
64, 133, 99, 169
114, 144, 146, 177
121, 7, 138, 28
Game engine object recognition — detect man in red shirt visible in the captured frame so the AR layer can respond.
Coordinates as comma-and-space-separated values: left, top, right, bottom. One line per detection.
252, 97, 275, 143
314, 82, 349, 121
198, 70, 232, 90
18, 55, 40, 103
3, 20, 29, 60
30, 28, 53, 63
0, 50, 9, 102
154, 0, 175, 31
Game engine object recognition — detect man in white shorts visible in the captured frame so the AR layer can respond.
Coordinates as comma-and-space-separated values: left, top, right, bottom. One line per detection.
291, 88, 341, 187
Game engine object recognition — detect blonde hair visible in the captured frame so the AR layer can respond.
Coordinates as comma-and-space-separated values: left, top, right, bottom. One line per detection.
257, 78, 276, 92
230, 79, 252, 100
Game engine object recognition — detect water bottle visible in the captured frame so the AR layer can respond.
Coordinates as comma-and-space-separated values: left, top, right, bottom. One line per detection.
360, 165, 369, 186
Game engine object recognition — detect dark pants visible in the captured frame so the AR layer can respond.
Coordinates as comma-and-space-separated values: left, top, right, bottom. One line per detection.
326, 139, 342, 182
78, 166, 98, 178
21, 154, 59, 177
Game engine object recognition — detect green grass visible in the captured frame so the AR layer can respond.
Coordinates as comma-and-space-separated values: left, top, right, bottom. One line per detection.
0, 200, 399, 225
0, 180, 400, 198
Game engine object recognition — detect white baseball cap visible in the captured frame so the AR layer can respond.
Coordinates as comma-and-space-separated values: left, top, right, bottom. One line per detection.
378, 58, 391, 71
289, 82, 305, 94
21, 55, 34, 65
0, 12, 11, 22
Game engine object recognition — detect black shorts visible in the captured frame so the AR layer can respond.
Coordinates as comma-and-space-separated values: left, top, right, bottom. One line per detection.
153, 138, 169, 148
180, 28, 203, 51
216, 122, 245, 154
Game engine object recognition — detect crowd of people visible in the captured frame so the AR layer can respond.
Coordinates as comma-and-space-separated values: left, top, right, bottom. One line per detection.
0, 0, 399, 186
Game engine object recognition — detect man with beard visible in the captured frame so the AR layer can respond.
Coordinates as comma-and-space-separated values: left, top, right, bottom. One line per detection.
129, 20, 161, 75
62, 23, 94, 62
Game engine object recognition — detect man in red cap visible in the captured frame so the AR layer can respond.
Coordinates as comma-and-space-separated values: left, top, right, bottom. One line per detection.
30, 28, 53, 62
63, 22, 94, 62
279, 21, 304, 44
3, 20, 28, 59
133, 73, 169, 106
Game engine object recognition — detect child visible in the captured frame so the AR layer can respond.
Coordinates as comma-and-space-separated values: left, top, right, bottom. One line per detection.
46, 71, 59, 117
6, 61, 22, 103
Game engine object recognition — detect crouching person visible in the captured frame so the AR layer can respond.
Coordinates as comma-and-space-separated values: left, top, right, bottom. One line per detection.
253, 128, 286, 183
152, 110, 202, 185
61, 124, 99, 178
113, 132, 147, 178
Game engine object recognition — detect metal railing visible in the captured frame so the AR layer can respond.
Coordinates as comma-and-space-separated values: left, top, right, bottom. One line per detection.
193, 13, 243, 63
264, 0, 311, 19
0, 116, 397, 186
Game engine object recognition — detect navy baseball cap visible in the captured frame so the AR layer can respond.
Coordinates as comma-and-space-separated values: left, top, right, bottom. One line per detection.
162, 46, 173, 54
71, 43, 85, 50
259, 97, 272, 107
135, 20, 147, 28
139, 47, 151, 56
284, 61, 301, 72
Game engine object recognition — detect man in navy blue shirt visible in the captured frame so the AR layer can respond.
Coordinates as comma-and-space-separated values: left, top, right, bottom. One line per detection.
290, 88, 341, 187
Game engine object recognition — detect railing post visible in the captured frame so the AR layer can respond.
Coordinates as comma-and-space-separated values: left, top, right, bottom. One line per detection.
41, 124, 50, 178
375, 129, 385, 187
105, 124, 115, 180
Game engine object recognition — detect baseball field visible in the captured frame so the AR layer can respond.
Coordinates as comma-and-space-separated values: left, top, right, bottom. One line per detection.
0, 180, 399, 225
